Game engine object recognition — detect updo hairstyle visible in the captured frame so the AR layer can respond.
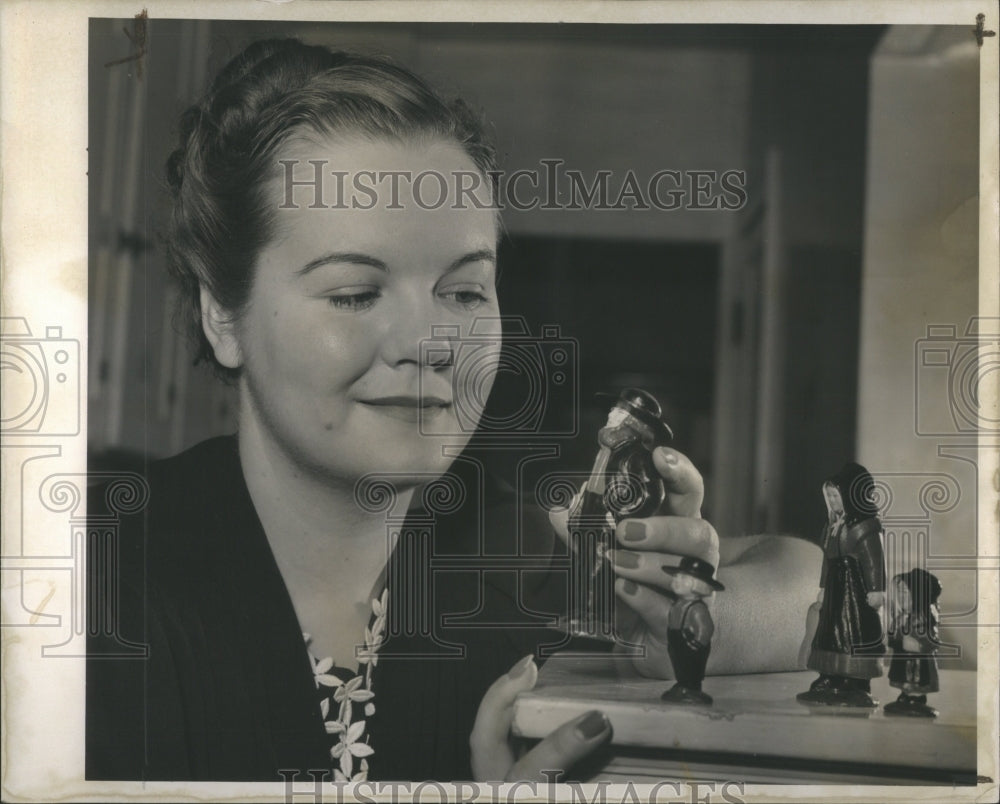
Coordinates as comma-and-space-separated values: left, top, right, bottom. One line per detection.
165, 38, 498, 380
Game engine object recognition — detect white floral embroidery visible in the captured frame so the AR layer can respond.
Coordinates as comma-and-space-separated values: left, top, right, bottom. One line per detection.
307, 587, 388, 782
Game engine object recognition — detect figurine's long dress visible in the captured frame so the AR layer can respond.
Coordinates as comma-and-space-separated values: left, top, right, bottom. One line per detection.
807, 516, 885, 678
887, 610, 940, 694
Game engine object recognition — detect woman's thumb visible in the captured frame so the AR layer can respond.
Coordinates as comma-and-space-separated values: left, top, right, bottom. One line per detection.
469, 655, 538, 780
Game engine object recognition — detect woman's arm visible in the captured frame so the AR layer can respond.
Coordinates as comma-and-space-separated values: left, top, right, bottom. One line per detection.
708, 534, 822, 674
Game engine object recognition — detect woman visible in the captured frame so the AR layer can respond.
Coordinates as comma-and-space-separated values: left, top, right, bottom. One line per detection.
87, 38, 818, 782
797, 462, 886, 708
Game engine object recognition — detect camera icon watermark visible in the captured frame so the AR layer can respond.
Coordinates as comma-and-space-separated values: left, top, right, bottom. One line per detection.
914, 317, 1000, 436
418, 316, 579, 438
0, 317, 80, 436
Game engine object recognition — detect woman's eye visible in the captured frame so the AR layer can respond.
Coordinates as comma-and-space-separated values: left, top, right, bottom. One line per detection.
326, 289, 380, 310
440, 288, 490, 310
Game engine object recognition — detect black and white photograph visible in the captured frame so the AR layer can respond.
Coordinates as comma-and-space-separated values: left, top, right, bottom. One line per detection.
1, 2, 997, 802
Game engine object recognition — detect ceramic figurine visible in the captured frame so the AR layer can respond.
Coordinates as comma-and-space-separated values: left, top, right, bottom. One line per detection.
797, 462, 886, 708
660, 557, 725, 705
884, 568, 942, 718
565, 388, 673, 639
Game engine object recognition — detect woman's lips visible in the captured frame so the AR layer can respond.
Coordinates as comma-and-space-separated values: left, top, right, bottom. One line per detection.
359, 396, 451, 423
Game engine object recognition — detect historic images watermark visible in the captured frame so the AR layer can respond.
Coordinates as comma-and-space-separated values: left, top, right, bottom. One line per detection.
418, 317, 580, 438
278, 770, 747, 804
914, 317, 1000, 437
278, 159, 748, 212
1, 318, 80, 437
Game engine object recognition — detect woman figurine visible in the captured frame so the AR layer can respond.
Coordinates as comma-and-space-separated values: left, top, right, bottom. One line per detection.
884, 568, 942, 717
797, 462, 886, 708
87, 35, 821, 782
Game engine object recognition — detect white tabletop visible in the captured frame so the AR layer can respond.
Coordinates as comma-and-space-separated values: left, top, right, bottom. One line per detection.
512, 654, 976, 777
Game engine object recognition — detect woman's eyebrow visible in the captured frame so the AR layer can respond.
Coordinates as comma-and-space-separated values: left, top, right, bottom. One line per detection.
296, 248, 495, 277
296, 252, 388, 276
447, 248, 496, 273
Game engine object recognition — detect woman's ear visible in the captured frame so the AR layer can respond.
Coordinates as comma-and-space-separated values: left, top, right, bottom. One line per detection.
199, 285, 243, 370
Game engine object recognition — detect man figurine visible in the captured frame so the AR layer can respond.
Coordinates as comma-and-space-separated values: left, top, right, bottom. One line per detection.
660, 556, 725, 705
797, 462, 886, 708
566, 388, 672, 639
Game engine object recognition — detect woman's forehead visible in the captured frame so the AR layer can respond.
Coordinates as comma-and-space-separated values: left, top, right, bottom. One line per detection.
272, 132, 495, 203
262, 133, 499, 251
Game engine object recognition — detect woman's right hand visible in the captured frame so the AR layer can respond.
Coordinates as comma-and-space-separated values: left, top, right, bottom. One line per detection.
469, 655, 612, 782
548, 446, 719, 679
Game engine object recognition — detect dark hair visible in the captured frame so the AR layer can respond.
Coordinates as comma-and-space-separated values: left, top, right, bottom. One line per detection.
824, 461, 881, 524
894, 568, 942, 615
165, 38, 498, 379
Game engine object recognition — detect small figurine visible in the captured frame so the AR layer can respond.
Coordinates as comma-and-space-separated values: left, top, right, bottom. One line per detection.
884, 568, 942, 718
660, 557, 725, 705
565, 388, 673, 640
797, 462, 886, 708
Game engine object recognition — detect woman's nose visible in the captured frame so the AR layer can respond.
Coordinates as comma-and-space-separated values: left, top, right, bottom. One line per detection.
383, 297, 457, 369
421, 325, 456, 369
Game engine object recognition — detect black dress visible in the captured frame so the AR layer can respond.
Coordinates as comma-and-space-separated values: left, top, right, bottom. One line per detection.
887, 611, 940, 694
86, 436, 568, 781
806, 516, 885, 679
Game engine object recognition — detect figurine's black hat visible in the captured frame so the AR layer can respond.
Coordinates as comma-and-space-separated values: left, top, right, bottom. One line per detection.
597, 387, 674, 444
661, 556, 725, 591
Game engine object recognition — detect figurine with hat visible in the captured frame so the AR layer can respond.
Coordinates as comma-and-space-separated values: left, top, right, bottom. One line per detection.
660, 556, 725, 705
566, 388, 674, 639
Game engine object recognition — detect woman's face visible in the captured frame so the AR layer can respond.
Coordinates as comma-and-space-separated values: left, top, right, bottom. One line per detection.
892, 578, 912, 614
824, 485, 844, 516
210, 135, 501, 486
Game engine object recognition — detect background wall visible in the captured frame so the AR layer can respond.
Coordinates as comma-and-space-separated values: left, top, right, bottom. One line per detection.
88, 19, 983, 668
858, 26, 982, 665
88, 22, 887, 546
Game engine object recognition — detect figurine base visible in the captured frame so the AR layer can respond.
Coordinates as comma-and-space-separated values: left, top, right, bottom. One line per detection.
884, 694, 938, 718
796, 689, 878, 709
661, 683, 713, 706
796, 676, 877, 709
557, 616, 617, 643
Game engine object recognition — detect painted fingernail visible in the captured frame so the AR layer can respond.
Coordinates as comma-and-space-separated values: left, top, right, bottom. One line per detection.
622, 521, 646, 541
622, 579, 638, 595
612, 550, 639, 569
575, 710, 610, 740
508, 654, 534, 680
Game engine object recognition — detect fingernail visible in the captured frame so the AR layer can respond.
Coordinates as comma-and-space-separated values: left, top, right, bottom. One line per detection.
575, 710, 610, 740
622, 521, 646, 541
622, 579, 638, 595
612, 550, 639, 569
508, 654, 534, 680
659, 449, 679, 466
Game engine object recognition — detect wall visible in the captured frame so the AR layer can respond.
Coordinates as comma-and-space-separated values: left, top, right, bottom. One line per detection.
857, 26, 981, 665
88, 21, 755, 460
88, 22, 881, 549
747, 30, 880, 537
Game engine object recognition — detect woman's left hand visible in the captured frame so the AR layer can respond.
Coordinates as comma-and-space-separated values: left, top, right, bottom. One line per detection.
469, 655, 612, 781
550, 446, 719, 679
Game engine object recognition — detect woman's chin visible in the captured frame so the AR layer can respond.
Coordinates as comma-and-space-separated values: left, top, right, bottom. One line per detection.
340, 437, 468, 484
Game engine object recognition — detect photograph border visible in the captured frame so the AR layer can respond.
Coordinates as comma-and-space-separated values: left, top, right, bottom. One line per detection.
1, 1, 997, 802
